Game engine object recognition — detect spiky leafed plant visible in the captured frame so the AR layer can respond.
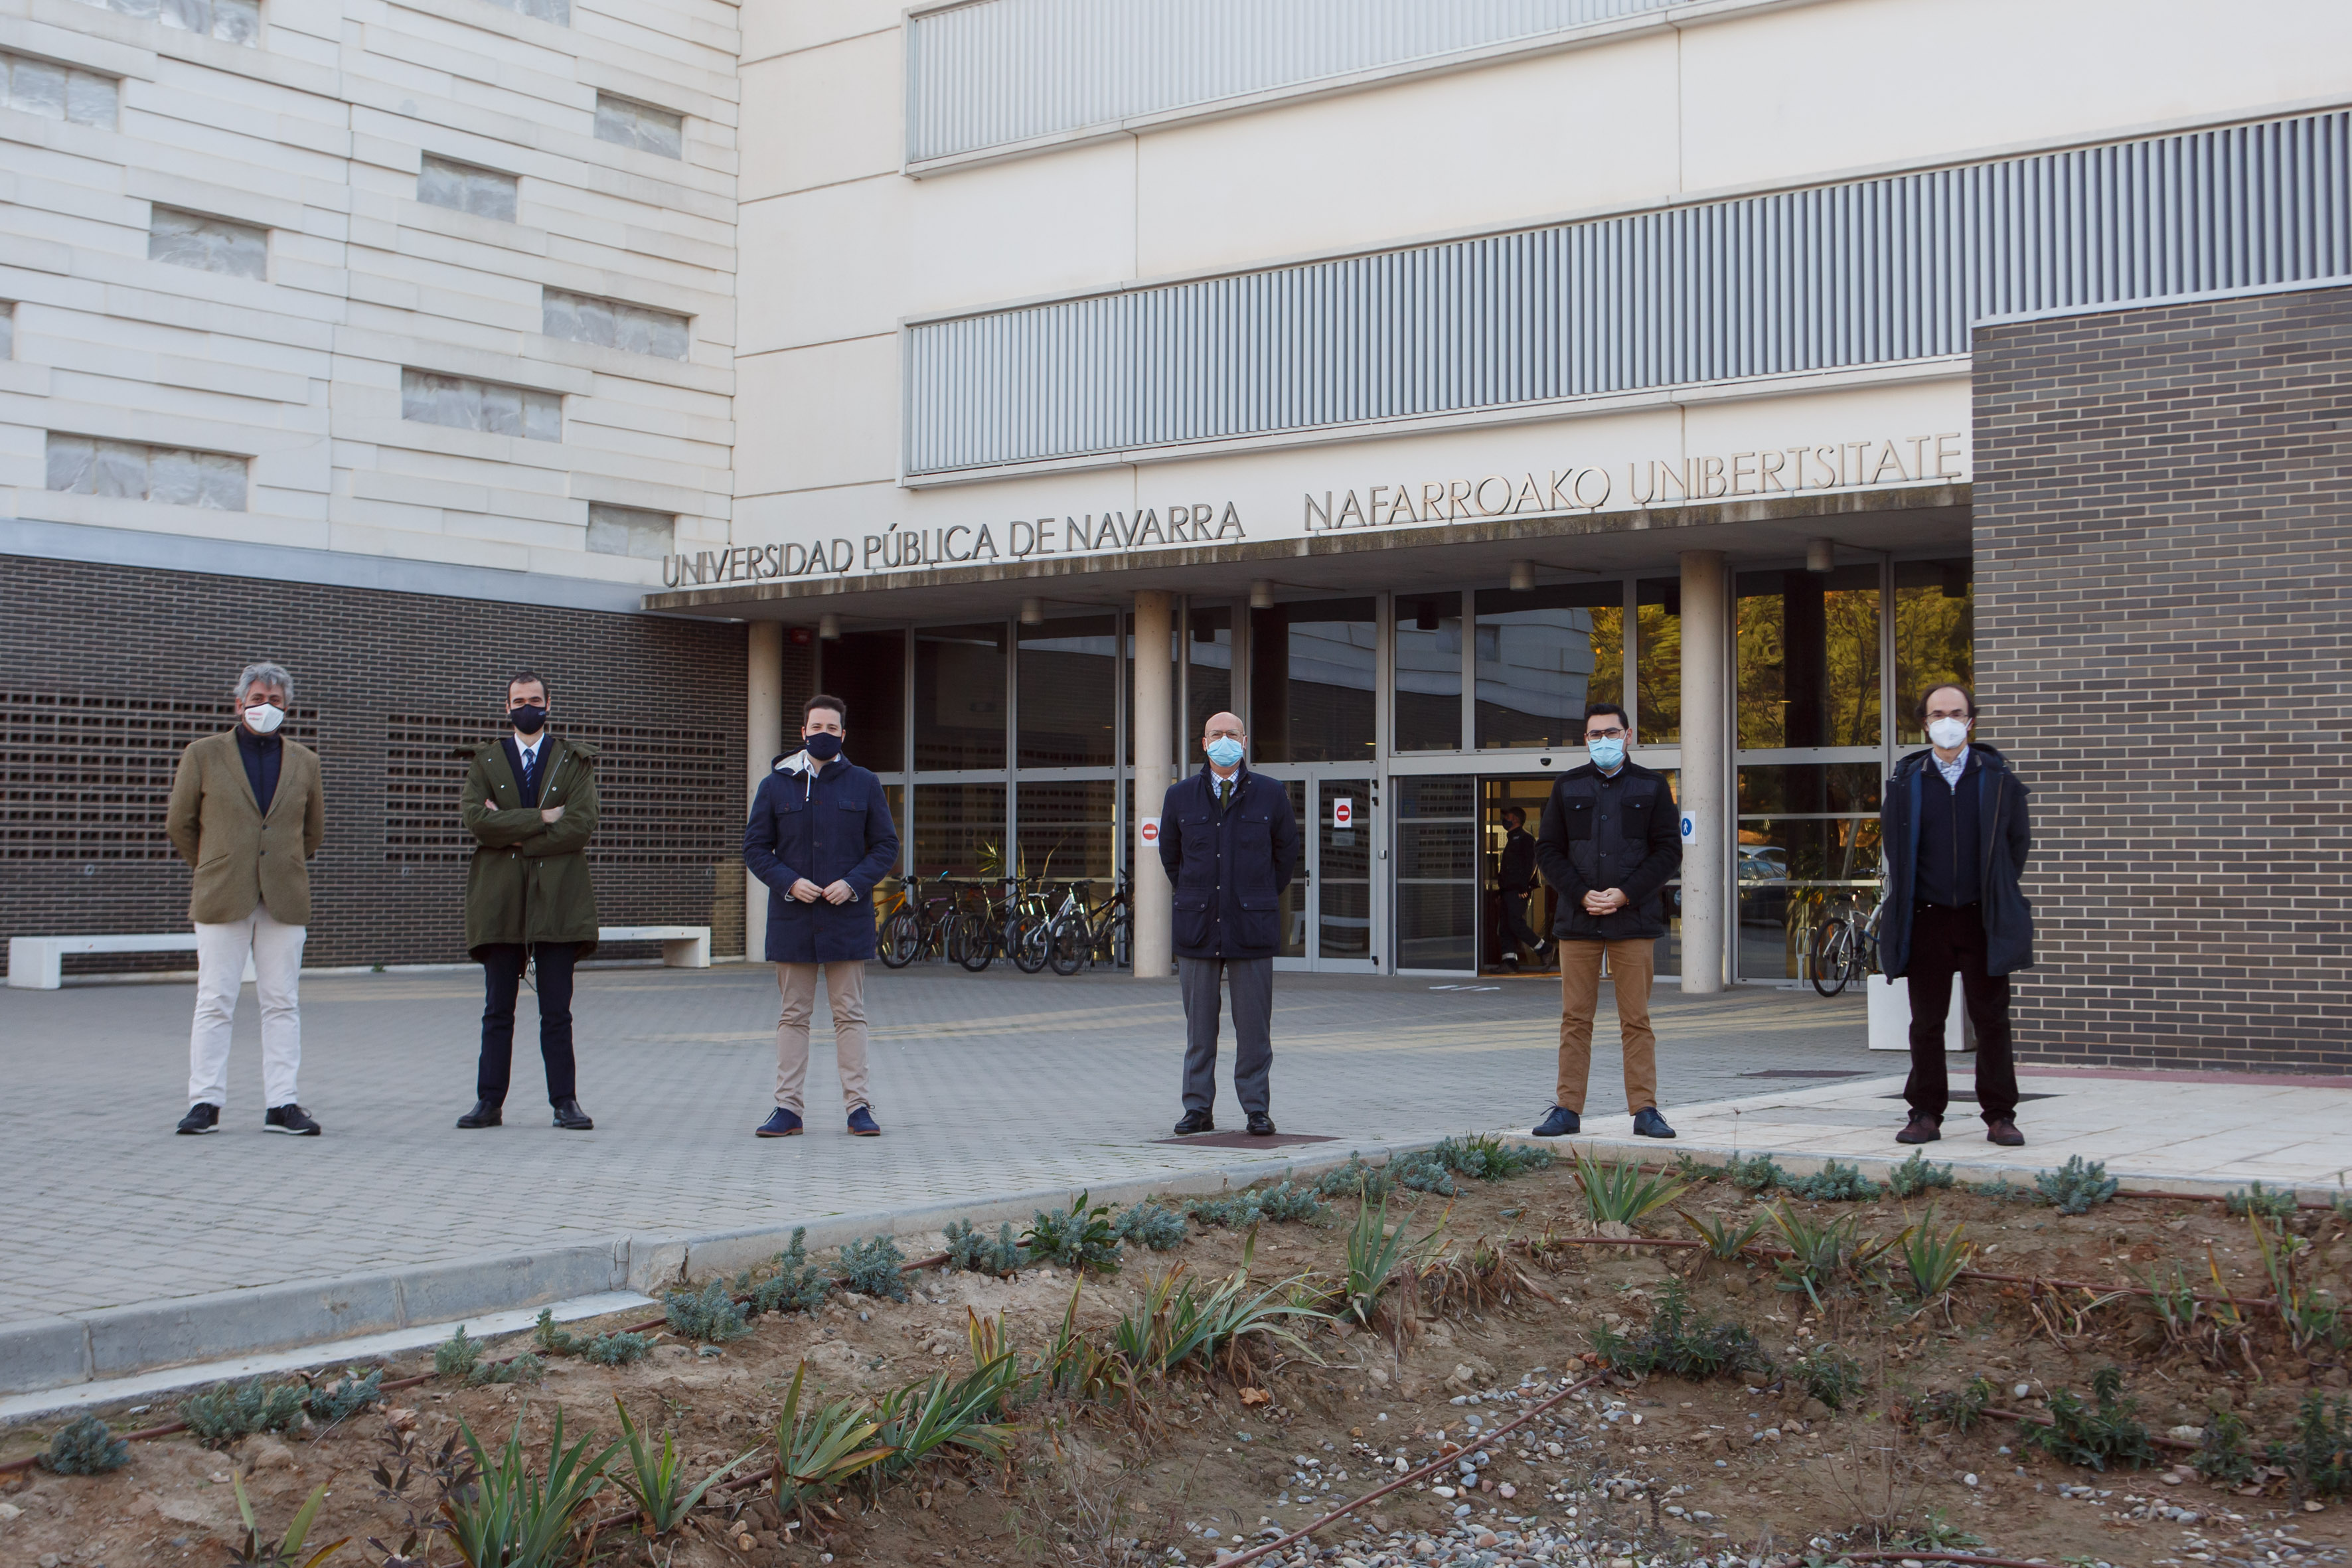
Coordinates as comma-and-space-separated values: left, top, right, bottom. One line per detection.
1677, 1208, 1768, 1261
1341, 1198, 1419, 1326
441, 1410, 619, 1568
1764, 1200, 1893, 1314
224, 1475, 348, 1568
872, 1356, 1022, 1480
1572, 1148, 1689, 1228
613, 1397, 759, 1537
772, 1364, 894, 1514
1896, 1207, 1974, 1302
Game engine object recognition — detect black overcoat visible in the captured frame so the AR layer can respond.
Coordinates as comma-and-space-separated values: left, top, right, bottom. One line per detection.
1156, 764, 1302, 960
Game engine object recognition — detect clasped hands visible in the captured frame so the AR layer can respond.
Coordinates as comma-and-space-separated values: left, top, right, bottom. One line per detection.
790, 878, 857, 905
1581, 886, 1629, 915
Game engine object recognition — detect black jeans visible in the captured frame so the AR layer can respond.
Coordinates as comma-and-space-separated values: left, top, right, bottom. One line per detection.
477, 943, 578, 1106
1902, 903, 2017, 1123
1499, 886, 1545, 959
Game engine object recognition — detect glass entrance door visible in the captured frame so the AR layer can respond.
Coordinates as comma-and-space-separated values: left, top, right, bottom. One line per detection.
1272, 770, 1379, 973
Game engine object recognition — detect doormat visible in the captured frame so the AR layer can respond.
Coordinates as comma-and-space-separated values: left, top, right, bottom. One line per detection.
1150, 1132, 1342, 1150
1877, 1091, 2059, 1104
1741, 1069, 1867, 1079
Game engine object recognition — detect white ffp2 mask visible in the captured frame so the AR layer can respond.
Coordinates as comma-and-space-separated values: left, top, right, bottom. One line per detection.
1925, 717, 1969, 749
244, 703, 285, 735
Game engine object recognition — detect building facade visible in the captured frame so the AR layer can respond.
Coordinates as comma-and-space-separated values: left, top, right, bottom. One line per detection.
4, 0, 2349, 1071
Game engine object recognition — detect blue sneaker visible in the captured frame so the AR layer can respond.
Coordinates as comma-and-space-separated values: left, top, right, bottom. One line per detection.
846, 1105, 881, 1137
1632, 1107, 1677, 1139
1532, 1105, 1579, 1137
755, 1107, 803, 1138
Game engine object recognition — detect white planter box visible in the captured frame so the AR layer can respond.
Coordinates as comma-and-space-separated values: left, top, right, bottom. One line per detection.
1865, 973, 1976, 1052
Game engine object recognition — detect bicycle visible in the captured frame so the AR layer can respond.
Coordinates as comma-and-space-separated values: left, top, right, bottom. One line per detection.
1046, 872, 1132, 976
1808, 893, 1883, 998
878, 872, 960, 969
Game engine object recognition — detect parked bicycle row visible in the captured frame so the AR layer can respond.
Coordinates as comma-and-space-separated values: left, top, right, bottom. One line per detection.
875, 870, 1133, 975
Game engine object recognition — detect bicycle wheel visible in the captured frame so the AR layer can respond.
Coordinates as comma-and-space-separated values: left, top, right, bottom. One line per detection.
1810, 918, 1856, 998
1109, 911, 1131, 971
1007, 913, 1051, 974
953, 910, 996, 972
1048, 915, 1088, 976
879, 908, 921, 969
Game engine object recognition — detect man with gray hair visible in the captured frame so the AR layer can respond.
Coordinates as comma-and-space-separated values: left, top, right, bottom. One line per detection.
165, 661, 327, 1135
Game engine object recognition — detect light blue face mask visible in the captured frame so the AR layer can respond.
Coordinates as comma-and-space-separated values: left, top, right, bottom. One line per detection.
1587, 736, 1626, 769
1205, 736, 1246, 769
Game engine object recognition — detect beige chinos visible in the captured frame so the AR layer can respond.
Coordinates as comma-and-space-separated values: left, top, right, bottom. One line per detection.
773, 962, 870, 1115
1554, 937, 1659, 1115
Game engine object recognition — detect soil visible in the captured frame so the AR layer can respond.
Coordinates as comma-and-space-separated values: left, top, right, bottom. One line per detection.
5, 1158, 2351, 1568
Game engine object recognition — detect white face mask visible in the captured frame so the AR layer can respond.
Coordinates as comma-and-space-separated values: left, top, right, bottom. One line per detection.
1926, 717, 1970, 750
243, 702, 285, 735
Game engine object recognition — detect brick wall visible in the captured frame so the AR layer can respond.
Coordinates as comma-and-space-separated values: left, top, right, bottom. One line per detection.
0, 555, 749, 975
1973, 285, 2352, 1073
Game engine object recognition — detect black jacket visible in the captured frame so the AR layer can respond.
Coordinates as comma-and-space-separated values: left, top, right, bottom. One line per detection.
743, 751, 900, 963
1879, 742, 2033, 979
1498, 827, 1537, 893
1158, 764, 1302, 960
1534, 760, 1682, 941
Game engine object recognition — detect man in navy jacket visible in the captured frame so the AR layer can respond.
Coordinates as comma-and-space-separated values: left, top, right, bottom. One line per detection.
743, 694, 900, 1137
1158, 710, 1301, 1137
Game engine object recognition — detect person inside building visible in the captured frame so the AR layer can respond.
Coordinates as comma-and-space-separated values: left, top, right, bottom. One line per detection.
743, 693, 900, 1137
1879, 684, 2033, 1147
167, 661, 327, 1136
456, 671, 601, 1133
1161, 710, 1301, 1137
1530, 700, 1683, 1140
1495, 805, 1549, 967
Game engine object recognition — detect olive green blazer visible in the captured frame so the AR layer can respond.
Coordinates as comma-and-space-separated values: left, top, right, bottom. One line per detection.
459, 735, 601, 958
164, 730, 327, 925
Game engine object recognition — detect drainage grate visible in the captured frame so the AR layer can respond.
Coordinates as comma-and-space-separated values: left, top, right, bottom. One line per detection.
1877, 1091, 2059, 1103
1739, 1069, 1866, 1079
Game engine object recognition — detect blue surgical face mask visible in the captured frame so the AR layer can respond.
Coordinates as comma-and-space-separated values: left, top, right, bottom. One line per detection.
1587, 736, 1626, 769
1205, 736, 1245, 769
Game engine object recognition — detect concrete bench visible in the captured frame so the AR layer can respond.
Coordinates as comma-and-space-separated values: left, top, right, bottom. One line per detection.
597, 925, 711, 969
9, 934, 255, 990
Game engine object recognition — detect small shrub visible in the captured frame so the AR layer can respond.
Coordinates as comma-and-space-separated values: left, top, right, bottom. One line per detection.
2035, 1155, 2120, 1216
578, 1332, 655, 1367
2225, 1180, 2300, 1220
1792, 1345, 1868, 1410
943, 1218, 1028, 1275
2196, 1409, 2257, 1486
1721, 1151, 1787, 1193
835, 1234, 911, 1302
306, 1366, 386, 1425
1252, 1181, 1326, 1223
1587, 1279, 1768, 1381
665, 1278, 751, 1343
1315, 1154, 1395, 1201
37, 1415, 129, 1474
1185, 1192, 1267, 1229
1967, 1174, 2034, 1204
435, 1325, 485, 1378
2027, 1366, 2154, 1472
1573, 1147, 1689, 1227
1022, 1192, 1123, 1275
1431, 1133, 1555, 1182
1912, 1375, 1997, 1435
180, 1377, 307, 1448
1896, 1208, 1974, 1301
1887, 1149, 1956, 1198
1678, 1208, 1768, 1260
467, 1351, 546, 1387
446, 1410, 619, 1568
1786, 1159, 1883, 1202
1390, 1150, 1460, 1197
742, 1229, 833, 1315
2271, 1393, 2352, 1500
1112, 1200, 1189, 1253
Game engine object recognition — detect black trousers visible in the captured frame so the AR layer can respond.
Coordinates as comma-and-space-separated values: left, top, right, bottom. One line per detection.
1902, 903, 2017, 1123
477, 943, 578, 1105
1498, 886, 1545, 958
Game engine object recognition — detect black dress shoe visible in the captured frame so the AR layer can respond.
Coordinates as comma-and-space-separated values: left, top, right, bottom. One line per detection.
456, 1100, 503, 1129
552, 1098, 594, 1131
1172, 1109, 1215, 1135
1247, 1112, 1276, 1137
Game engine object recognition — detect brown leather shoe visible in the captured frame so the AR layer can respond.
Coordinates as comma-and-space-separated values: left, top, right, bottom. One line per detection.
1895, 1112, 1942, 1144
1986, 1117, 2025, 1147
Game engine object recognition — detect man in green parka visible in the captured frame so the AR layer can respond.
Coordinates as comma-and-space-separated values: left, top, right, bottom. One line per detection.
455, 671, 601, 1131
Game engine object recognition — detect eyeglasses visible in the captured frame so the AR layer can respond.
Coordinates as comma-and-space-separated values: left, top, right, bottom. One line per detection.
1922, 710, 1971, 723
1584, 726, 1628, 741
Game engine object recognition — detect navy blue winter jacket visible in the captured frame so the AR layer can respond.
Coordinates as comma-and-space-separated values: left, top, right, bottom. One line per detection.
743, 751, 900, 963
1878, 743, 2034, 979
1157, 764, 1302, 960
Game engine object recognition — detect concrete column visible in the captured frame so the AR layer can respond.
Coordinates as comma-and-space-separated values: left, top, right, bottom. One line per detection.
1678, 550, 1727, 994
1131, 590, 1176, 979
745, 621, 784, 963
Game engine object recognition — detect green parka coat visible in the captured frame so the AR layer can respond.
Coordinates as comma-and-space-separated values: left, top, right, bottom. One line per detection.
461, 735, 601, 958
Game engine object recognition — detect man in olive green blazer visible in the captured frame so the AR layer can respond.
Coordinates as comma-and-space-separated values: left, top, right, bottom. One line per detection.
165, 661, 327, 1137
455, 671, 601, 1131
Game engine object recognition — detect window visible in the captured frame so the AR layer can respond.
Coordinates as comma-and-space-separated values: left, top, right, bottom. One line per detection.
400, 369, 561, 441
1018, 614, 1117, 769
149, 208, 266, 279
821, 631, 907, 775
1735, 566, 1882, 750
484, 0, 568, 23
1895, 558, 1973, 747
1247, 597, 1375, 763
1184, 603, 1231, 760
46, 434, 246, 509
1394, 775, 1476, 971
418, 156, 517, 222
78, 0, 258, 44
3, 52, 118, 125
1393, 591, 1462, 753
542, 289, 690, 360
912, 782, 1006, 880
1473, 584, 1620, 751
593, 94, 682, 159
584, 503, 673, 560
913, 623, 1006, 771
1635, 578, 1680, 745
0, 302, 13, 360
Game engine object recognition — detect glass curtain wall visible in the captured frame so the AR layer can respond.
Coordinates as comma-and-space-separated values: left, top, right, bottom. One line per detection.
1018, 614, 1121, 899
1895, 559, 1974, 745
1393, 591, 1463, 752
1186, 603, 1235, 764
1474, 583, 1621, 751
1250, 597, 1376, 763
1395, 775, 1476, 969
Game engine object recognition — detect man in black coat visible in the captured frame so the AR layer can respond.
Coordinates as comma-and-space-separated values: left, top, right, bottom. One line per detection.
1530, 702, 1683, 1140
1158, 710, 1301, 1137
1879, 684, 2033, 1148
1495, 806, 1548, 965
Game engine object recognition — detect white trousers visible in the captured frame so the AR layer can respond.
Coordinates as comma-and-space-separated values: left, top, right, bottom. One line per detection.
188, 906, 307, 1109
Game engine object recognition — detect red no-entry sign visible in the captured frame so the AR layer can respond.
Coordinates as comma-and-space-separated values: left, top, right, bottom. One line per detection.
1332, 797, 1354, 828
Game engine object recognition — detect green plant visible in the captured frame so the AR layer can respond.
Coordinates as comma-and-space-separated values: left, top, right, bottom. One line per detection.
443, 1410, 620, 1568
1112, 1200, 1189, 1252
1110, 1259, 1326, 1383
836, 1233, 911, 1301
366, 1423, 475, 1568
1786, 1160, 1883, 1203
742, 1229, 834, 1314
1253, 1180, 1327, 1223
1036, 1282, 1117, 1398
665, 1277, 752, 1342
2025, 1366, 2154, 1472
1340, 1199, 1419, 1326
872, 1356, 1021, 1478
1678, 1208, 1768, 1260
2225, 1180, 2300, 1219
1721, 1151, 1787, 1193
1315, 1154, 1395, 1200
180, 1377, 307, 1448
467, 1352, 545, 1387
1390, 1149, 1460, 1196
35, 1415, 129, 1474
1896, 1208, 1974, 1302
1899, 1506, 1985, 1551
1572, 1148, 1689, 1227
1023, 1192, 1125, 1274
1912, 1375, 1996, 1435
1792, 1345, 1867, 1410
2142, 1262, 2204, 1348
1431, 1133, 1555, 1182
2196, 1409, 2257, 1486
433, 1326, 484, 1379
578, 1332, 654, 1366
943, 1218, 1028, 1275
2270, 1393, 2351, 1500
1586, 1278, 1768, 1381
613, 1397, 759, 1535
1887, 1149, 1957, 1199
305, 1368, 385, 1426
2034, 1155, 2120, 1215
1967, 1174, 2034, 1204
225, 1474, 347, 1567
1764, 1202, 1892, 1313
772, 1363, 894, 1512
